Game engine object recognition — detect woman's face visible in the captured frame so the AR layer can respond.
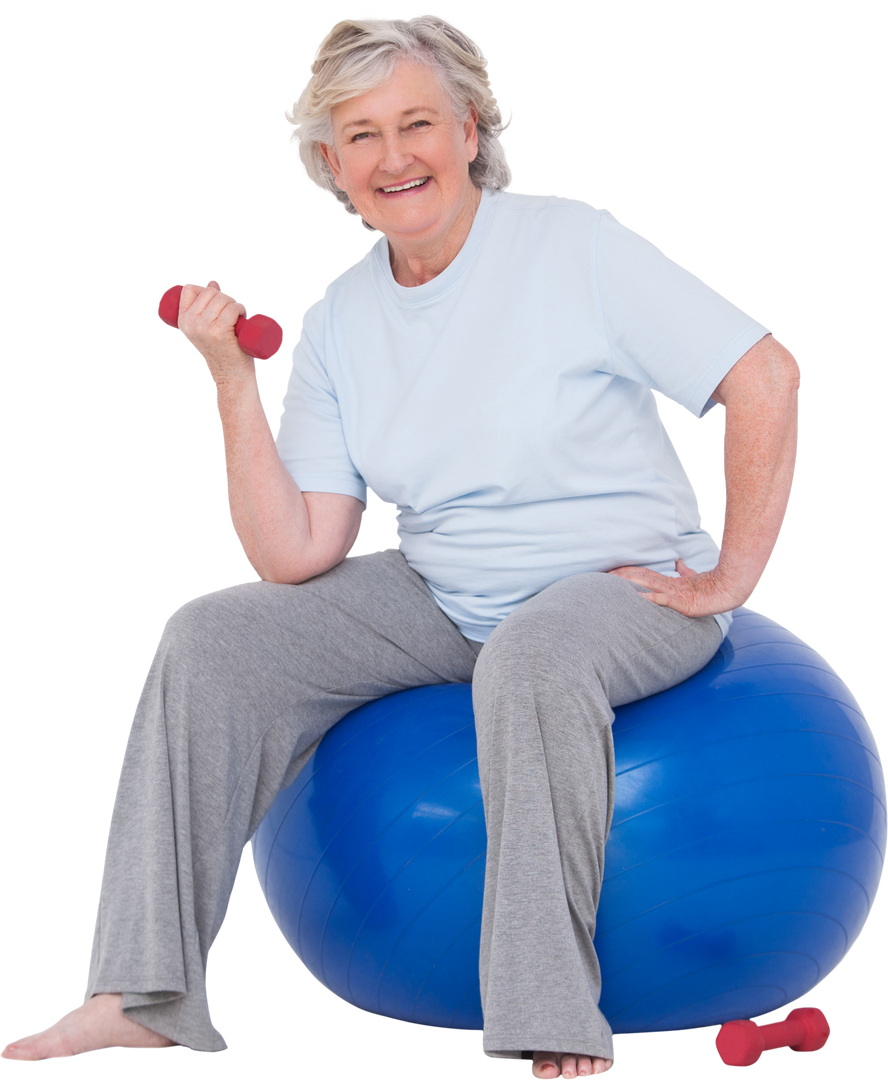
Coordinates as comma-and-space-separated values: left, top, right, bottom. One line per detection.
320, 60, 479, 250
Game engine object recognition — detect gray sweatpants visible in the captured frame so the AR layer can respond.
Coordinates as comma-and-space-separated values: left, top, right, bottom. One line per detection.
85, 549, 721, 1062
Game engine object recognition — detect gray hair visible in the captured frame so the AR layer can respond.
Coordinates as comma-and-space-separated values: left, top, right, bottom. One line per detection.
288, 16, 510, 223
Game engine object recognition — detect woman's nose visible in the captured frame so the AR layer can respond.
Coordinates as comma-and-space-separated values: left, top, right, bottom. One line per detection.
378, 131, 414, 175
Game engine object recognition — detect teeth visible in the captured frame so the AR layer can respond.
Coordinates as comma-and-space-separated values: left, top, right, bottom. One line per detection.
381, 177, 429, 193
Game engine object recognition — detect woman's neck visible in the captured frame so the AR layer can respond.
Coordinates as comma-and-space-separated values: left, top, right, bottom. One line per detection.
386, 184, 483, 287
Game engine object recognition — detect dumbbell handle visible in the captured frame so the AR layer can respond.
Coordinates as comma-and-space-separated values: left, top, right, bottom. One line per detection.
716, 1008, 829, 1066
158, 285, 283, 360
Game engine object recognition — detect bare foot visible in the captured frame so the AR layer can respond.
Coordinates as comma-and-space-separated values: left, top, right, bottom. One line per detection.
532, 1050, 613, 1078
1, 994, 176, 1060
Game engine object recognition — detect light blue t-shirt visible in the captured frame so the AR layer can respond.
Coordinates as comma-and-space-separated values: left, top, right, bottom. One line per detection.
277, 189, 768, 641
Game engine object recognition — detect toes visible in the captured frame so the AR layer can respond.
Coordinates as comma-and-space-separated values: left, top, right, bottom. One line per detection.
531, 1051, 612, 1079
532, 1051, 561, 1078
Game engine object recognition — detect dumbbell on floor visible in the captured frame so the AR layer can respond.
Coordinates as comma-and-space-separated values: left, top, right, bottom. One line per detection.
158, 285, 283, 359
716, 1008, 830, 1066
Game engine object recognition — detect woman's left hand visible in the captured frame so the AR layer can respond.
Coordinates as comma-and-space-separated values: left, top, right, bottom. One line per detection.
608, 560, 741, 618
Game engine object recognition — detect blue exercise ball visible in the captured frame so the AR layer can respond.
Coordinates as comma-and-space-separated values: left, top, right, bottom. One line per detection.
252, 608, 885, 1033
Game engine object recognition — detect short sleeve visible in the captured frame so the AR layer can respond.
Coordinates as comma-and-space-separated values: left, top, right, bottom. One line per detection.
595, 212, 770, 417
275, 301, 367, 503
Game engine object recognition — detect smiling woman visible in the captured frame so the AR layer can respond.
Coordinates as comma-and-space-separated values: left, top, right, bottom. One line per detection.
319, 61, 482, 285
2, 14, 800, 1080
292, 18, 510, 216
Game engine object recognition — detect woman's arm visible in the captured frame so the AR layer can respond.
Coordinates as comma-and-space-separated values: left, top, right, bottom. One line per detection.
706, 333, 800, 608
179, 278, 334, 583
608, 333, 800, 617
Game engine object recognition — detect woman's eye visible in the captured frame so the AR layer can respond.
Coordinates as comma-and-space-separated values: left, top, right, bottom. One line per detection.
350, 120, 429, 142
351, 131, 373, 142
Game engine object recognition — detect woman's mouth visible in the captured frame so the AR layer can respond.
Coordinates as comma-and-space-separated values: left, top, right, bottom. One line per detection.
379, 176, 430, 194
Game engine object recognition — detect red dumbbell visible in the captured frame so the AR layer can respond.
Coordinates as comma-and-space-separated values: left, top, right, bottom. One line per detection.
716, 1008, 830, 1066
158, 285, 283, 360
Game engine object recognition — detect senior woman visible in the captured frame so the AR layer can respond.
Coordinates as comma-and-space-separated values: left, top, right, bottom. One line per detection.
3, 15, 799, 1079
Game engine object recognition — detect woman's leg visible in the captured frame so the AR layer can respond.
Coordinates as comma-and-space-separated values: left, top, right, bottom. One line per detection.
472, 572, 722, 1068
5, 550, 478, 1058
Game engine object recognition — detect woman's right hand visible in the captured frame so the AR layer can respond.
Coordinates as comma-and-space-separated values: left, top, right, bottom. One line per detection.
176, 280, 252, 388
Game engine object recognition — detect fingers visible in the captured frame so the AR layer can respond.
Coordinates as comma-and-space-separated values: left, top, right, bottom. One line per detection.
177, 281, 247, 350
177, 282, 211, 325
177, 281, 234, 316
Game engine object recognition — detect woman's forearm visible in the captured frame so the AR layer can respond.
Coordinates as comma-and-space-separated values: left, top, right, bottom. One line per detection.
217, 367, 309, 581
713, 336, 800, 606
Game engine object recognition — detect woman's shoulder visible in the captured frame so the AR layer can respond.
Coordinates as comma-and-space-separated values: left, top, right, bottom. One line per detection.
301, 239, 387, 325
483, 190, 610, 261
492, 188, 606, 221
487, 190, 610, 249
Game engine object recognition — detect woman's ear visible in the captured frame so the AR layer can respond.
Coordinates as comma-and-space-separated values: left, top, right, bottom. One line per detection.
466, 104, 479, 163
317, 140, 343, 182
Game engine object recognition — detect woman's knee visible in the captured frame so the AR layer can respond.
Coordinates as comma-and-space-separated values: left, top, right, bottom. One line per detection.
472, 613, 556, 695
472, 611, 609, 732
162, 582, 283, 651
